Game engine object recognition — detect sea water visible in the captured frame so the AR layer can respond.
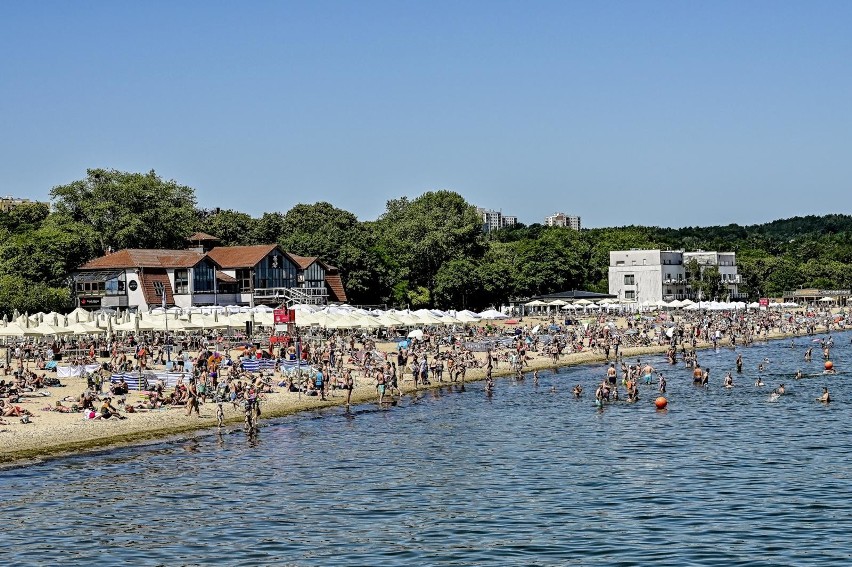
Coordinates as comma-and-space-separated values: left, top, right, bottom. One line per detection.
2, 333, 852, 565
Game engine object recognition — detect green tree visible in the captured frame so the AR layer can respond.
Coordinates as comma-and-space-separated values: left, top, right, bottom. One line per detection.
195, 208, 258, 246
0, 275, 72, 317
0, 202, 50, 233
50, 168, 197, 254
376, 191, 483, 304
433, 259, 481, 309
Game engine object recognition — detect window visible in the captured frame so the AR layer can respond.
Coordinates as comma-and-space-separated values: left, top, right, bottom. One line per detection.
153, 281, 165, 297
616, 260, 625, 266
193, 261, 215, 293
237, 269, 252, 292
625, 291, 636, 300
174, 269, 189, 294
624, 275, 635, 285
665, 273, 671, 281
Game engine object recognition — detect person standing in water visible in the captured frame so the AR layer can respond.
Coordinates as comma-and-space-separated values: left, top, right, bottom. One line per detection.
819, 387, 831, 403
736, 354, 743, 373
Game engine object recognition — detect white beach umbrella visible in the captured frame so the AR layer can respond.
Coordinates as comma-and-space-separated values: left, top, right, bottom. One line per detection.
478, 309, 509, 320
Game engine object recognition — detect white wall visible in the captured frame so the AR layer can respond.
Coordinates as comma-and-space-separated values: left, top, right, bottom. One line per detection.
125, 269, 147, 310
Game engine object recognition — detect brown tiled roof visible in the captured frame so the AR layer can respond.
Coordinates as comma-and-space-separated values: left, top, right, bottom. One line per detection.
140, 271, 174, 306
216, 270, 237, 283
187, 232, 220, 242
288, 253, 319, 270
325, 274, 347, 303
206, 244, 278, 269
79, 249, 206, 270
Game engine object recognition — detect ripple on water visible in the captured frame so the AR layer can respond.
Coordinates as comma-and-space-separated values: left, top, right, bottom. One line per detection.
3, 333, 852, 565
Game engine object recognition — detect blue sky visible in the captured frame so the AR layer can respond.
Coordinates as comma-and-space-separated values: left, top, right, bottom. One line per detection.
1, 1, 850, 228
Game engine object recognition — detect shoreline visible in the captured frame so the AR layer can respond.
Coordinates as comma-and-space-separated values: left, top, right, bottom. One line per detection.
0, 330, 815, 467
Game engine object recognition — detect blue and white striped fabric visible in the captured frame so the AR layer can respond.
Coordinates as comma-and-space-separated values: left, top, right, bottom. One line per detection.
240, 358, 277, 372
110, 371, 191, 390
110, 373, 145, 391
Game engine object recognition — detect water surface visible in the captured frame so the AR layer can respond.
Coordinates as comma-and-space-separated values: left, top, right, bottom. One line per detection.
2, 334, 852, 565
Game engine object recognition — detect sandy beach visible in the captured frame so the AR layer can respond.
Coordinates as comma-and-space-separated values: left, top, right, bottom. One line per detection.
0, 315, 826, 465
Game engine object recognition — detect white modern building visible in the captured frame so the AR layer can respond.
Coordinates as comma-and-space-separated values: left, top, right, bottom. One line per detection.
544, 212, 581, 230
476, 208, 517, 232
608, 249, 744, 304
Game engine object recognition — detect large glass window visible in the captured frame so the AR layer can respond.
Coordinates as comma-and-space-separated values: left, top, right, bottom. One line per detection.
303, 262, 326, 288
253, 253, 297, 290
193, 261, 215, 293
75, 271, 125, 296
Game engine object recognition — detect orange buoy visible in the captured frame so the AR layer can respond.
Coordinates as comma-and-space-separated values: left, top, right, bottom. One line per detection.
655, 397, 668, 409
825, 361, 834, 370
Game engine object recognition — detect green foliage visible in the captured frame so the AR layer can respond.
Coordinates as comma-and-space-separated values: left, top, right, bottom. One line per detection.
376, 190, 483, 299
7, 164, 852, 312
0, 275, 72, 317
195, 208, 258, 246
50, 168, 197, 254
433, 259, 481, 309
0, 202, 50, 233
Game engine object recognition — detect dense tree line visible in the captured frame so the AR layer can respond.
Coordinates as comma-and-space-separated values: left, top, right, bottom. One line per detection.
1, 168, 851, 316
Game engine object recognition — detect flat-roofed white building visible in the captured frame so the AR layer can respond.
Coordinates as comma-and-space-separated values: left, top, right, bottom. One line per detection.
609, 249, 744, 304
476, 208, 517, 232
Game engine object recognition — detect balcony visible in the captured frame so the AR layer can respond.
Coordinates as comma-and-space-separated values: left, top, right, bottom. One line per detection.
253, 286, 328, 305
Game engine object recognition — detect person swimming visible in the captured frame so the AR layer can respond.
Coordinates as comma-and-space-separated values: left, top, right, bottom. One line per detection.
795, 369, 803, 380
776, 384, 785, 395
724, 372, 733, 388
755, 377, 765, 387
572, 384, 583, 398
819, 387, 831, 403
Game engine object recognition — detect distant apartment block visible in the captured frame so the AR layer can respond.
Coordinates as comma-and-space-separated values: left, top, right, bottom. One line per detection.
0, 195, 46, 213
544, 212, 581, 230
476, 208, 517, 232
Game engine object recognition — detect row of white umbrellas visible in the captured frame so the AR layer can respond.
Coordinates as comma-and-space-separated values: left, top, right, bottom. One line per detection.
0, 305, 515, 337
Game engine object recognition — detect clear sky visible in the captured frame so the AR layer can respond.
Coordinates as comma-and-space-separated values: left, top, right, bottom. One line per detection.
2, 1, 850, 228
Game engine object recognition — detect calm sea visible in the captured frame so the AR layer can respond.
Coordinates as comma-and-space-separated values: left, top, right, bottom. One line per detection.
2, 333, 852, 566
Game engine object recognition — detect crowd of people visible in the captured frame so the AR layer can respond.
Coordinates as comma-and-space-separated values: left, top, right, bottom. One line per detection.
1, 305, 847, 434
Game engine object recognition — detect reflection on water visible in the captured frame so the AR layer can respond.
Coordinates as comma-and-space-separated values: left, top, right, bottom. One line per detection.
2, 333, 852, 565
